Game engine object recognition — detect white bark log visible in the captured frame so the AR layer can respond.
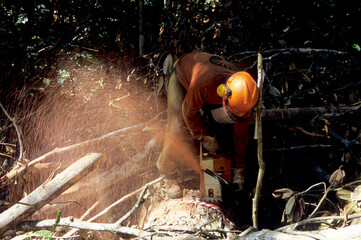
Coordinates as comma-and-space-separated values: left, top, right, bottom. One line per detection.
242, 224, 361, 240
0, 153, 102, 236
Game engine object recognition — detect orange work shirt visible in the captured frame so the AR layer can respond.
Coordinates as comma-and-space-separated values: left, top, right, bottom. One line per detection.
174, 52, 238, 138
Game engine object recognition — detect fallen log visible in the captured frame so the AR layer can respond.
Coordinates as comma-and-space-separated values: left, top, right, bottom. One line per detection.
242, 224, 361, 240
0, 152, 102, 236
247, 105, 361, 123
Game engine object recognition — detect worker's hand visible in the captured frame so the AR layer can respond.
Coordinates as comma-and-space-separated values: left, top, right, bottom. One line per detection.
233, 168, 245, 191
201, 136, 220, 154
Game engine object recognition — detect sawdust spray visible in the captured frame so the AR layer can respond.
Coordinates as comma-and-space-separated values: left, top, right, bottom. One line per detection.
9, 52, 167, 223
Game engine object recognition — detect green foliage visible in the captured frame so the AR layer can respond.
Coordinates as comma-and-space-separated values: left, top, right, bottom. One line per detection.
52, 210, 62, 231
12, 210, 64, 239
0, 0, 360, 101
12, 230, 54, 240
353, 44, 361, 52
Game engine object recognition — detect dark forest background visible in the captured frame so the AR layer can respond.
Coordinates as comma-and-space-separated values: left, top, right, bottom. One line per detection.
1, 0, 360, 102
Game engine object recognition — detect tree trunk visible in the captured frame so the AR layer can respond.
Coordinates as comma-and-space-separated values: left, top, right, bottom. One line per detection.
244, 105, 361, 123
138, 0, 144, 57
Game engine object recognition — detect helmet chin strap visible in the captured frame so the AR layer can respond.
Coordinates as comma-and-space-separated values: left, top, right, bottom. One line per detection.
224, 100, 245, 122
225, 86, 232, 98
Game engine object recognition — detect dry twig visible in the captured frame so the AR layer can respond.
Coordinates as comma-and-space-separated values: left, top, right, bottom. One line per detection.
114, 184, 149, 226
62, 175, 164, 238
0, 102, 24, 163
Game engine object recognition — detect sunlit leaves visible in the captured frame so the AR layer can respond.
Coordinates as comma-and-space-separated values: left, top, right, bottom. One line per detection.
351, 185, 361, 207
12, 230, 54, 240
336, 189, 351, 201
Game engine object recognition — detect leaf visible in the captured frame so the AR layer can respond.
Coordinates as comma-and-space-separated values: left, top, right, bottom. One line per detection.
269, 85, 281, 97
272, 188, 294, 199
329, 165, 345, 187
53, 210, 61, 231
343, 202, 360, 215
293, 197, 305, 222
352, 44, 361, 52
298, 70, 311, 83
6, 146, 15, 154
163, 54, 173, 76
336, 189, 352, 201
289, 63, 296, 70
285, 195, 296, 215
31, 230, 54, 240
156, 76, 164, 96
351, 185, 361, 202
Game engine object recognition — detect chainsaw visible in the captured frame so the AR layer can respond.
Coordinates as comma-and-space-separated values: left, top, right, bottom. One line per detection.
199, 143, 232, 202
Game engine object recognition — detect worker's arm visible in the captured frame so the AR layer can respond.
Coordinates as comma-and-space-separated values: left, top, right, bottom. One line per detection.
181, 86, 210, 140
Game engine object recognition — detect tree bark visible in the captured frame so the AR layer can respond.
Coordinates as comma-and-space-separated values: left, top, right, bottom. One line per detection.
260, 105, 361, 122
138, 0, 144, 56
239, 105, 361, 123
0, 153, 102, 236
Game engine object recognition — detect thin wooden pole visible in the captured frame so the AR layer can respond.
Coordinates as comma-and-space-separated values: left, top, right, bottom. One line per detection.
252, 53, 265, 229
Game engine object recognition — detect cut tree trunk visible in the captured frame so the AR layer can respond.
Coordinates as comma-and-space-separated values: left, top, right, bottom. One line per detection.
0, 152, 102, 236
257, 105, 361, 122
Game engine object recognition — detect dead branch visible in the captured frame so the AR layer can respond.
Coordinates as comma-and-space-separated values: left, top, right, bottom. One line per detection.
21, 214, 361, 240
80, 201, 99, 221
114, 184, 149, 226
252, 53, 265, 229
293, 126, 327, 138
307, 184, 332, 219
0, 152, 15, 159
21, 217, 208, 239
0, 142, 16, 146
0, 102, 24, 163
0, 111, 166, 188
22, 217, 150, 239
264, 144, 333, 152
86, 176, 163, 222
227, 48, 347, 62
0, 153, 102, 236
277, 213, 361, 232
62, 175, 164, 238
147, 225, 238, 238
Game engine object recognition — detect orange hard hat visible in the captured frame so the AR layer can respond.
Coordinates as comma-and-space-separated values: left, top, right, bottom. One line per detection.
222, 71, 259, 118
